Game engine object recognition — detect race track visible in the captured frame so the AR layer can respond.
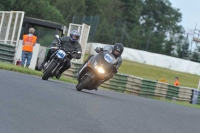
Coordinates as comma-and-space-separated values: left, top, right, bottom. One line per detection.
0, 70, 199, 133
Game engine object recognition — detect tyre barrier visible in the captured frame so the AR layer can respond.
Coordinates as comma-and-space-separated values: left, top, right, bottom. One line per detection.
63, 62, 195, 103
0, 43, 15, 63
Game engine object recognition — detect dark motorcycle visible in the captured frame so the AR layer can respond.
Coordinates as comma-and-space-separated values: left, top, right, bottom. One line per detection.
42, 35, 80, 80
76, 49, 118, 91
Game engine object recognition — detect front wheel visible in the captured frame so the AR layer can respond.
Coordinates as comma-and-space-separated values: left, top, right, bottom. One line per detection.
42, 62, 57, 80
76, 76, 92, 91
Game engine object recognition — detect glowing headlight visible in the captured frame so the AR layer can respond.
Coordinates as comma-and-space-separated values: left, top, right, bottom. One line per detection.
96, 67, 105, 74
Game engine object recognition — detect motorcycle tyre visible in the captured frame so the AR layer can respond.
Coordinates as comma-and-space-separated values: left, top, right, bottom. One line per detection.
76, 76, 92, 91
42, 62, 57, 80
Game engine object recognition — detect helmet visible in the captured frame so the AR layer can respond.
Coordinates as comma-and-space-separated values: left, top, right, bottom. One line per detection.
112, 43, 124, 57
70, 30, 80, 43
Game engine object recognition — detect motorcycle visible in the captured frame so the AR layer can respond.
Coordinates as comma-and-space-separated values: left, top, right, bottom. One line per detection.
42, 35, 80, 80
76, 49, 118, 91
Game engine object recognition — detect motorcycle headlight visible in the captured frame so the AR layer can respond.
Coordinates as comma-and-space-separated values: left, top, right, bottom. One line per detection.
95, 66, 105, 74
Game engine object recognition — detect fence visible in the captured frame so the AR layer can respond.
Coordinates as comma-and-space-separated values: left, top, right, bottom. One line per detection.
72, 15, 100, 42
63, 62, 194, 103
0, 11, 24, 45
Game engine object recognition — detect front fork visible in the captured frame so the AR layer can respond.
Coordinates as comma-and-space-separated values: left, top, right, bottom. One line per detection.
44, 56, 66, 74
52, 57, 66, 74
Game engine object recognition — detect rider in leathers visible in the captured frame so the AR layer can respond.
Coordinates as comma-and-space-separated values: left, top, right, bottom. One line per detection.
39, 30, 82, 79
81, 43, 124, 89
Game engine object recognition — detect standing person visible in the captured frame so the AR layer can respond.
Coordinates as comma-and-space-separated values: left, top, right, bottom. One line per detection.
39, 30, 82, 79
21, 28, 37, 68
174, 77, 180, 86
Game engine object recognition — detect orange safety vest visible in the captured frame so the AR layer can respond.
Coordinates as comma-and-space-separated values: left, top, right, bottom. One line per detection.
22, 34, 37, 52
174, 80, 180, 86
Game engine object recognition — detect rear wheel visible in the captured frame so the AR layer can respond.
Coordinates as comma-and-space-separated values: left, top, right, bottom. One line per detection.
42, 62, 57, 80
76, 76, 92, 91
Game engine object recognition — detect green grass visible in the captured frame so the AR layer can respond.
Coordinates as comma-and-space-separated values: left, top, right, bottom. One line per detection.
163, 99, 200, 109
146, 96, 200, 109
0, 62, 77, 84
119, 60, 199, 88
84, 54, 199, 88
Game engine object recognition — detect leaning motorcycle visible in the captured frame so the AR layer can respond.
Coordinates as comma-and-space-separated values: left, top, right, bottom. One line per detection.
76, 49, 118, 91
42, 35, 76, 80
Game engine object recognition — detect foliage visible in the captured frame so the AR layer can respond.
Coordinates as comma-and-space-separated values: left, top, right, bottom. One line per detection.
1, 0, 65, 23
2, 0, 189, 58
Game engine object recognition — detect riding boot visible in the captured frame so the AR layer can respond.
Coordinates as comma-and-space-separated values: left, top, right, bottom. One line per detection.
38, 57, 47, 70
55, 73, 61, 79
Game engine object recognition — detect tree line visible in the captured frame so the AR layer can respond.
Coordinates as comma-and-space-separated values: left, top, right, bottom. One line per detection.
1, 0, 190, 58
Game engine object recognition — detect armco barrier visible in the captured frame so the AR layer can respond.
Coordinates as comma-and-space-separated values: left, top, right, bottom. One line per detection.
63, 62, 194, 103
0, 43, 15, 63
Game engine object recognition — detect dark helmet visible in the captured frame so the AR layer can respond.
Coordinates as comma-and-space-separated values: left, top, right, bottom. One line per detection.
112, 43, 124, 57
70, 30, 80, 43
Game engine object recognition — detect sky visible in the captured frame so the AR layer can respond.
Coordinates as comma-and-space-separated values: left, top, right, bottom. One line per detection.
170, 0, 200, 51
170, 0, 200, 32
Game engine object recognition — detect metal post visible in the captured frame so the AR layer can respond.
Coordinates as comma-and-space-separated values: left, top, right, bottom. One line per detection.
120, 21, 126, 43
72, 15, 75, 23
4, 12, 13, 44
113, 19, 120, 44
16, 11, 24, 47
92, 15, 100, 41
11, 13, 18, 45
0, 12, 5, 34
145, 30, 152, 51
88, 16, 93, 42
182, 33, 189, 58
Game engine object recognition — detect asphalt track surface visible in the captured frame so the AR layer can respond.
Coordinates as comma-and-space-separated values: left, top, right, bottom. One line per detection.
0, 70, 200, 133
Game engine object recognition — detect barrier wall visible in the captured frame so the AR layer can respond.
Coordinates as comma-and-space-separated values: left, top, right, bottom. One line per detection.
89, 43, 200, 76
63, 62, 194, 103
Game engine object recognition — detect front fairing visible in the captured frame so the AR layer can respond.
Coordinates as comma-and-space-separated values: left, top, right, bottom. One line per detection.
77, 51, 118, 89
79, 51, 116, 80
44, 49, 67, 74
89, 51, 117, 71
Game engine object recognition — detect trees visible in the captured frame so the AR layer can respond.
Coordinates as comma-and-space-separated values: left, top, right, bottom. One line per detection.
176, 35, 190, 58
1, 0, 187, 58
51, 0, 86, 25
138, 0, 183, 53
1, 0, 65, 23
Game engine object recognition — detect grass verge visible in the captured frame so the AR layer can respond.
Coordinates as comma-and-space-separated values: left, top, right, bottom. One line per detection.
0, 62, 77, 84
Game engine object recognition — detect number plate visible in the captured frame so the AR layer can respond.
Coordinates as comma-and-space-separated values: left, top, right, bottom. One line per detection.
56, 50, 66, 59
104, 54, 113, 63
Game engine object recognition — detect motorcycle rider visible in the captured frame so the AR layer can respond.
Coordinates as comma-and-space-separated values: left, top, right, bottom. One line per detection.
81, 43, 124, 89
39, 30, 82, 79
